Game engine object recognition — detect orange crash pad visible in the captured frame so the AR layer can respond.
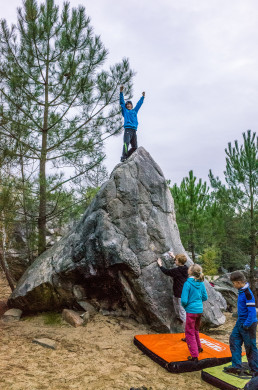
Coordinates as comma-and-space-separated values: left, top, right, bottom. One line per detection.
134, 333, 238, 373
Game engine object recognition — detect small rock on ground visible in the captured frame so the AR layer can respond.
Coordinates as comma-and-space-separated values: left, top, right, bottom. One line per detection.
77, 300, 97, 316
33, 338, 57, 350
62, 309, 84, 327
3, 308, 22, 322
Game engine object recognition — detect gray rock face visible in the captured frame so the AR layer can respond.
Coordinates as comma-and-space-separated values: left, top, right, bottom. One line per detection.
214, 273, 238, 309
9, 148, 226, 331
214, 270, 258, 310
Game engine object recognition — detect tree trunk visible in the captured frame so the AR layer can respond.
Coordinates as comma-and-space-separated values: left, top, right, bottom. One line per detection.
0, 214, 15, 291
0, 251, 15, 291
38, 130, 47, 255
20, 152, 33, 263
189, 222, 195, 261
191, 244, 195, 262
38, 55, 49, 255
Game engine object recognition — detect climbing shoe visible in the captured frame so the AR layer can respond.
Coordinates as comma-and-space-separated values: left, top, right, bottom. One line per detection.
223, 366, 242, 375
243, 368, 257, 377
187, 356, 198, 362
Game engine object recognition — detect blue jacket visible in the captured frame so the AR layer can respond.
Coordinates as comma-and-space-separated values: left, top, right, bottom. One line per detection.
181, 277, 208, 314
237, 283, 257, 328
120, 92, 144, 130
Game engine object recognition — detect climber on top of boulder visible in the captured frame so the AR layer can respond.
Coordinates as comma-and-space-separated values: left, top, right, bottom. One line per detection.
120, 85, 145, 162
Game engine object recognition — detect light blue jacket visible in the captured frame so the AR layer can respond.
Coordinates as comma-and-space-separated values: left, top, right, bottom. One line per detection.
181, 277, 208, 314
120, 92, 144, 130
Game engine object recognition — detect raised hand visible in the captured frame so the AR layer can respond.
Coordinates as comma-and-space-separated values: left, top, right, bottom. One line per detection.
142, 91, 145, 97
120, 86, 124, 92
157, 258, 162, 267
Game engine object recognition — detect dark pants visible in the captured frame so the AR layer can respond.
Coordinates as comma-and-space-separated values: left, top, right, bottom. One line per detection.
230, 321, 258, 372
185, 313, 202, 358
121, 128, 137, 159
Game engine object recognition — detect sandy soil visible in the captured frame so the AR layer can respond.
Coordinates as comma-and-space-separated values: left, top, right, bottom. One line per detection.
0, 271, 237, 390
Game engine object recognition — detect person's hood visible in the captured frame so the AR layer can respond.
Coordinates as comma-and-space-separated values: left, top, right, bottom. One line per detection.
239, 282, 249, 293
125, 100, 133, 108
187, 277, 202, 289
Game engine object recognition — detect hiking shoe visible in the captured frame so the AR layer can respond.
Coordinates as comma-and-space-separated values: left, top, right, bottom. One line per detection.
244, 368, 257, 376
187, 356, 198, 362
198, 347, 203, 353
224, 366, 242, 375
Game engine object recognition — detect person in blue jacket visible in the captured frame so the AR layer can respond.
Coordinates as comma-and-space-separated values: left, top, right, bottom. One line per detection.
181, 264, 208, 361
224, 271, 258, 376
120, 86, 145, 162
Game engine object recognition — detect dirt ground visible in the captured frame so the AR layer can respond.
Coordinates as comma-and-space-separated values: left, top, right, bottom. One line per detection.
0, 271, 240, 390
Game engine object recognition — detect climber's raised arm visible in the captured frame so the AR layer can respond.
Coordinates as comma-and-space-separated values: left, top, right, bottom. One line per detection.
135, 92, 145, 113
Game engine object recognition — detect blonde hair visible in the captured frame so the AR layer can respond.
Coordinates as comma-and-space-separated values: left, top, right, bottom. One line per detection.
175, 254, 187, 265
188, 264, 204, 281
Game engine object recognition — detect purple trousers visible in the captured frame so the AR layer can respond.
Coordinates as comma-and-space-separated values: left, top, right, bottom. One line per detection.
185, 313, 202, 358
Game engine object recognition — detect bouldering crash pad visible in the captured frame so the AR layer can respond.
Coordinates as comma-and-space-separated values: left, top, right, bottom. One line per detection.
201, 356, 254, 390
134, 333, 243, 373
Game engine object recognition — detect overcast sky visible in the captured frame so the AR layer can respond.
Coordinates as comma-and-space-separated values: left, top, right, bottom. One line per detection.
3, 0, 258, 185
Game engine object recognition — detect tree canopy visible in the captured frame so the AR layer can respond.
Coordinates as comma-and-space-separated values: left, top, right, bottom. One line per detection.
0, 0, 134, 254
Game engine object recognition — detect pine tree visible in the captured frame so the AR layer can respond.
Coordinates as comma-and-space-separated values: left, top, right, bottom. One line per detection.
199, 246, 220, 277
208, 172, 250, 271
170, 170, 209, 260
224, 130, 257, 290
0, 0, 134, 254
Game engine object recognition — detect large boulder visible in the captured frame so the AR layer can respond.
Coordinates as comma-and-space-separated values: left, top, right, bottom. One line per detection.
214, 273, 238, 310
9, 148, 226, 331
214, 269, 258, 310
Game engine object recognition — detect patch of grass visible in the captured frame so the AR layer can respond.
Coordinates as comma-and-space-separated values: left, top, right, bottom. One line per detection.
41, 312, 63, 326
22, 314, 36, 322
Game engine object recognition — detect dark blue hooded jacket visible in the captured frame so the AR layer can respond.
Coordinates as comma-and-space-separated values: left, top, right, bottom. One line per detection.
237, 283, 257, 328
120, 92, 144, 130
